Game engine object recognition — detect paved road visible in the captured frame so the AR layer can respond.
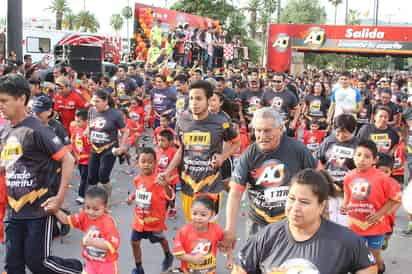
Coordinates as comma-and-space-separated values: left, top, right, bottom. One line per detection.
0, 131, 411, 273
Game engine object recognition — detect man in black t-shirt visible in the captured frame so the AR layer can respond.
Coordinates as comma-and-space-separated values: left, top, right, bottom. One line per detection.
158, 80, 240, 222
261, 73, 299, 133
115, 64, 138, 99
0, 74, 82, 273
222, 107, 315, 247
373, 88, 401, 126
240, 79, 263, 124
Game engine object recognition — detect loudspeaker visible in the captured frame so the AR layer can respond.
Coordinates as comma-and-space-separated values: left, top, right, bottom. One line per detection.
54, 45, 102, 74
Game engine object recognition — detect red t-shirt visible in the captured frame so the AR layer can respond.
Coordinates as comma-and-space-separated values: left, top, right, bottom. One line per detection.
128, 105, 145, 134
386, 177, 401, 229
344, 167, 401, 236
156, 146, 179, 185
302, 129, 327, 153
126, 118, 139, 146
54, 91, 87, 132
173, 223, 224, 274
132, 173, 170, 232
68, 211, 120, 263
70, 124, 90, 165
393, 141, 405, 176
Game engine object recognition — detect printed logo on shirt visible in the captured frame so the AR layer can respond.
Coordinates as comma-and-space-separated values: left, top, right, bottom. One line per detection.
370, 133, 391, 153
135, 185, 152, 209
176, 98, 186, 111
247, 96, 261, 114
271, 97, 283, 111
309, 99, 321, 113
1, 136, 23, 169
350, 178, 371, 200
74, 134, 84, 151
183, 131, 211, 147
158, 155, 169, 170
188, 239, 216, 272
90, 117, 107, 129
153, 93, 166, 105
129, 111, 140, 122
252, 160, 289, 187
84, 226, 108, 261
266, 258, 320, 274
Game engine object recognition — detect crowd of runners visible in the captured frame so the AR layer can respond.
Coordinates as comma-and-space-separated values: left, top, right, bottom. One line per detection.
0, 56, 411, 274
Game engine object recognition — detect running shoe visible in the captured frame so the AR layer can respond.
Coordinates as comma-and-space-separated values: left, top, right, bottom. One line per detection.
75, 197, 84, 205
132, 265, 145, 274
168, 209, 177, 219
161, 253, 174, 272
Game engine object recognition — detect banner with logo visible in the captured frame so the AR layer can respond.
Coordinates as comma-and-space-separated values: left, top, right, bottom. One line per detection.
268, 24, 412, 72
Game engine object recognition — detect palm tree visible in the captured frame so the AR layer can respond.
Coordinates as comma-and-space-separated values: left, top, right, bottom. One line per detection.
110, 14, 124, 35
245, 0, 262, 39
121, 6, 133, 53
329, 0, 343, 25
47, 0, 71, 30
62, 12, 76, 30
74, 10, 100, 33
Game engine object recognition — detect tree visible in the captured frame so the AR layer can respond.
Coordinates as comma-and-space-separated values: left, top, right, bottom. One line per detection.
280, 0, 326, 24
329, 0, 343, 25
62, 12, 76, 30
245, 0, 261, 39
122, 6, 133, 53
348, 9, 361, 25
74, 10, 100, 33
47, 0, 71, 30
110, 14, 124, 34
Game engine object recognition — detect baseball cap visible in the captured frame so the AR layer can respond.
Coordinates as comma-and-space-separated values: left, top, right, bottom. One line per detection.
32, 95, 53, 113
55, 76, 70, 87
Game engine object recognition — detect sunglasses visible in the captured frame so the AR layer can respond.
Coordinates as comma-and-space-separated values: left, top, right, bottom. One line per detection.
272, 80, 282, 84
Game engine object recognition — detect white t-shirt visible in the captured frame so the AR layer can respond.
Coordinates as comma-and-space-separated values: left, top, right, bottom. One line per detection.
331, 87, 362, 118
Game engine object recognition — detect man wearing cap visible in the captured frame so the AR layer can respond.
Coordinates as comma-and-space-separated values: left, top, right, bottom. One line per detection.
32, 95, 70, 146
53, 76, 87, 134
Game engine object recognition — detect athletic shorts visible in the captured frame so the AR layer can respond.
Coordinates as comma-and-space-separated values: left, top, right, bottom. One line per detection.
84, 260, 118, 274
221, 158, 232, 181
131, 230, 166, 243
181, 192, 222, 222
361, 235, 385, 249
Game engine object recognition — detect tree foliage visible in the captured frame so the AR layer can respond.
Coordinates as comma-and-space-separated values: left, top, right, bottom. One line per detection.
110, 14, 124, 33
329, 0, 343, 24
74, 10, 100, 33
62, 12, 76, 30
47, 0, 71, 30
280, 0, 326, 24
348, 9, 361, 25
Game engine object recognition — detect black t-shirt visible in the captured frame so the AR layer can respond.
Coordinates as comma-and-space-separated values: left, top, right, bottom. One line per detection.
357, 102, 373, 125
317, 135, 359, 185
89, 108, 126, 150
357, 124, 399, 154
240, 89, 264, 119
261, 89, 298, 122
304, 95, 330, 119
176, 112, 238, 195
231, 136, 316, 225
115, 77, 137, 97
373, 101, 401, 122
239, 219, 376, 274
129, 74, 144, 87
0, 117, 68, 219
48, 118, 70, 145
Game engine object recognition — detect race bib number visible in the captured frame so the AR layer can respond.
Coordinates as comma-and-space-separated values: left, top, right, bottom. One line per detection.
264, 186, 289, 203
332, 145, 354, 159
135, 189, 152, 208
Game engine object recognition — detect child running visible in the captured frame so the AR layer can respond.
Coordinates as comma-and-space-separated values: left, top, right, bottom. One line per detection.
156, 129, 180, 219
173, 195, 233, 273
52, 186, 120, 274
342, 140, 401, 274
127, 147, 175, 274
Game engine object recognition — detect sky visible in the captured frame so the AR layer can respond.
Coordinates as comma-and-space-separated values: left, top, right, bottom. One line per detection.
0, 0, 410, 37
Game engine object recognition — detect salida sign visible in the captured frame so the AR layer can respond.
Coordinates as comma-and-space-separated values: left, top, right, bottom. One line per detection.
268, 24, 412, 72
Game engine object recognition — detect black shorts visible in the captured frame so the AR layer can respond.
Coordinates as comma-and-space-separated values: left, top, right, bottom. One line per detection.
221, 157, 232, 181
131, 230, 166, 243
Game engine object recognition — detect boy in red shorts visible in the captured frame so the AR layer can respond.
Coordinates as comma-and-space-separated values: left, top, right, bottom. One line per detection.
342, 140, 401, 274
52, 186, 120, 274
127, 147, 175, 274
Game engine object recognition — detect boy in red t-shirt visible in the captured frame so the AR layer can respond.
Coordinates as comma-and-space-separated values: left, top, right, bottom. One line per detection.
128, 97, 145, 148
302, 120, 327, 156
53, 186, 120, 274
127, 147, 175, 274
156, 129, 179, 219
376, 153, 401, 250
121, 108, 140, 153
342, 140, 401, 273
153, 114, 175, 145
70, 109, 91, 204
